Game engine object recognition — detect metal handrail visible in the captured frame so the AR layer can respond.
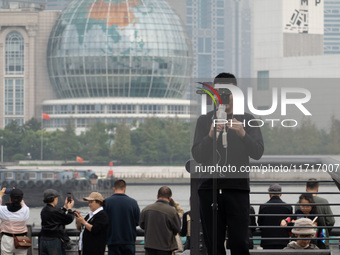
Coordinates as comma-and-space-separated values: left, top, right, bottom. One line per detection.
250, 237, 340, 240
250, 180, 334, 183
251, 192, 340, 194
251, 214, 339, 217
251, 203, 340, 206
249, 226, 339, 229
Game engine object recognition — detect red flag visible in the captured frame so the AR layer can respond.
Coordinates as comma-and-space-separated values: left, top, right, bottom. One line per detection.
109, 162, 113, 166
76, 156, 84, 163
42, 113, 50, 120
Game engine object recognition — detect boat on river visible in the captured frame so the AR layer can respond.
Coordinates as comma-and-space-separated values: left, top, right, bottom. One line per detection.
0, 167, 116, 207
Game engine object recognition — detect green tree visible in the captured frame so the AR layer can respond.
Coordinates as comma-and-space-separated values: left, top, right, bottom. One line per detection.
291, 119, 322, 154
110, 121, 135, 164
24, 118, 41, 132
2, 121, 24, 161
21, 129, 41, 160
325, 116, 340, 154
79, 122, 110, 162
138, 118, 164, 164
54, 122, 79, 161
164, 118, 190, 163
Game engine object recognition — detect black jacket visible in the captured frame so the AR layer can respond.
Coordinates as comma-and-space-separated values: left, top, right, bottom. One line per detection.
82, 210, 108, 255
192, 111, 264, 190
40, 204, 74, 239
258, 196, 292, 248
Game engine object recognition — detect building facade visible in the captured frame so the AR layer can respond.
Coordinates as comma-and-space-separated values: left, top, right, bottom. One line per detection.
251, 0, 340, 129
0, 5, 59, 128
186, 0, 251, 79
324, 0, 340, 54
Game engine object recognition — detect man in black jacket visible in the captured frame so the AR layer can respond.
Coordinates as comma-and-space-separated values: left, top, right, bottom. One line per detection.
258, 183, 292, 249
192, 73, 264, 255
139, 186, 181, 255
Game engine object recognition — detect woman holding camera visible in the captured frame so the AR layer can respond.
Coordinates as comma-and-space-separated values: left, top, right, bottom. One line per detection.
0, 188, 30, 255
40, 189, 75, 255
75, 192, 108, 255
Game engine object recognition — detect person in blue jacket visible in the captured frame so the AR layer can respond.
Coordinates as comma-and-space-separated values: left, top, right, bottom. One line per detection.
104, 179, 140, 255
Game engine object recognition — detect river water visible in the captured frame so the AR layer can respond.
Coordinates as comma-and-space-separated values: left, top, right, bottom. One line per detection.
26, 184, 340, 228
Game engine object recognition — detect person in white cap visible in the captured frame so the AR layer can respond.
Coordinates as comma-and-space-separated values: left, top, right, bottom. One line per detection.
75, 192, 108, 255
284, 218, 319, 250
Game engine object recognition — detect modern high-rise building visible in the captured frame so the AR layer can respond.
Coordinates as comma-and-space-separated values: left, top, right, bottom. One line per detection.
324, 0, 340, 54
251, 0, 340, 129
186, 0, 251, 79
0, 0, 59, 127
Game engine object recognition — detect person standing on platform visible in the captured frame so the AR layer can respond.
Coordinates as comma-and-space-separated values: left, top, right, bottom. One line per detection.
105, 179, 140, 255
39, 189, 75, 255
0, 188, 30, 255
75, 192, 108, 255
139, 186, 181, 255
258, 183, 292, 249
306, 178, 335, 248
192, 73, 264, 255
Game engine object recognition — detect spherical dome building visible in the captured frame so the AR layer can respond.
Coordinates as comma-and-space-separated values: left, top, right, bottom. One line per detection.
47, 0, 193, 99
43, 0, 192, 132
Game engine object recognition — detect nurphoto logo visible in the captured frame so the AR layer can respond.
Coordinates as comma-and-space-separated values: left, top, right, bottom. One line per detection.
198, 83, 312, 128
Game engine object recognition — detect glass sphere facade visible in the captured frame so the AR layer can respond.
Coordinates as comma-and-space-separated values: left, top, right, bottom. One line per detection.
47, 0, 193, 99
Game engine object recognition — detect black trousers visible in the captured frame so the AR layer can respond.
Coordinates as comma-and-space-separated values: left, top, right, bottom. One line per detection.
108, 244, 135, 255
145, 248, 172, 255
198, 189, 250, 255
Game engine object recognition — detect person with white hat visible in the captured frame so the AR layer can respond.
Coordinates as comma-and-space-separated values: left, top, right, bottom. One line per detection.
284, 218, 319, 250
75, 192, 108, 255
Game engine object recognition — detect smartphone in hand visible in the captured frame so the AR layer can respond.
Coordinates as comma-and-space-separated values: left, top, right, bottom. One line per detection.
67, 192, 72, 203
4, 188, 13, 195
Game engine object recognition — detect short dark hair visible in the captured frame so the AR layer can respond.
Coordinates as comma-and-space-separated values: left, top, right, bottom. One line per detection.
43, 197, 55, 204
306, 178, 319, 190
114, 179, 126, 190
10, 189, 23, 204
214, 72, 237, 86
158, 186, 172, 199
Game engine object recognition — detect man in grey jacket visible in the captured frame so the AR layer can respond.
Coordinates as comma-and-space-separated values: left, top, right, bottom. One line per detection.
139, 186, 181, 255
306, 178, 335, 248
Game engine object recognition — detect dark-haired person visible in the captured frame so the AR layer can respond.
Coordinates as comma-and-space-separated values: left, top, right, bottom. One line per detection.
139, 186, 181, 255
192, 72, 264, 255
104, 179, 140, 255
39, 189, 75, 255
75, 192, 108, 255
0, 188, 29, 255
306, 178, 334, 248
